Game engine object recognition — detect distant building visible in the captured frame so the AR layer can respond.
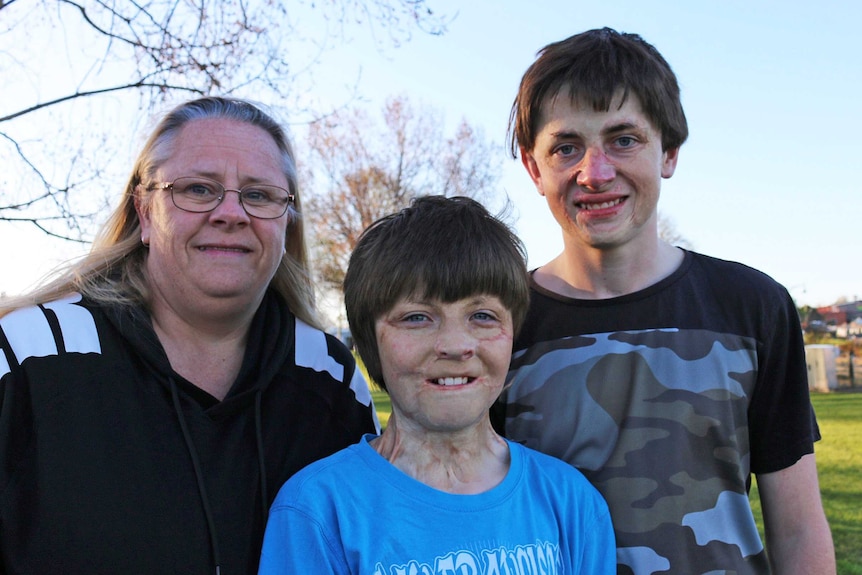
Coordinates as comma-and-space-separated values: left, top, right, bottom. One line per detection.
816, 300, 862, 338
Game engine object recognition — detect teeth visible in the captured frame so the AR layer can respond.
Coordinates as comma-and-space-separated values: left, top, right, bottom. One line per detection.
435, 377, 469, 386
578, 198, 623, 211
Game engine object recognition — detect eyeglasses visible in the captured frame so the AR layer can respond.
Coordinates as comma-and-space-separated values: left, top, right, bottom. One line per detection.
149, 176, 295, 219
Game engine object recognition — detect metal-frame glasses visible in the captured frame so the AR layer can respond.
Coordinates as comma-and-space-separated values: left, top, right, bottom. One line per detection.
150, 176, 295, 219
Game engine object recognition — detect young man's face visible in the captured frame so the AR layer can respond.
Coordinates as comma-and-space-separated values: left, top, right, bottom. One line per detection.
374, 295, 513, 435
521, 91, 679, 252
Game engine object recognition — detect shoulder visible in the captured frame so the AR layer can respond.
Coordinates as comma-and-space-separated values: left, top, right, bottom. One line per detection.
271, 440, 366, 508
510, 441, 594, 488
684, 251, 797, 323
294, 319, 355, 377
509, 441, 610, 516
293, 319, 371, 397
686, 251, 788, 295
1, 293, 103, 371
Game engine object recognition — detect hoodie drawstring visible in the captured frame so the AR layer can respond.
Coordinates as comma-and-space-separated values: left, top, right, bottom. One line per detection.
254, 390, 269, 524
170, 378, 222, 575
169, 380, 270, 575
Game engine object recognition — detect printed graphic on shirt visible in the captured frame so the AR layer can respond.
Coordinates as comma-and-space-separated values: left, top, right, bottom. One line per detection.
500, 328, 770, 575
372, 540, 561, 575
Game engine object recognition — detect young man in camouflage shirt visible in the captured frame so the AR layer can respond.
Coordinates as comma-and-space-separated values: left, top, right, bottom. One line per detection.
492, 27, 834, 575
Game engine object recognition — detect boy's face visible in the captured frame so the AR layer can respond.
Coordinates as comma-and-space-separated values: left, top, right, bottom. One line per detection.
375, 295, 513, 435
521, 90, 679, 253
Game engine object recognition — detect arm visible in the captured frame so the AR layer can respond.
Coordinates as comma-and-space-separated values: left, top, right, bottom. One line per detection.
757, 453, 835, 575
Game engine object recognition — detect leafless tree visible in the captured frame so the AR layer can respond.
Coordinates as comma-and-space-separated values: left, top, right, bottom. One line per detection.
658, 212, 693, 250
301, 94, 502, 292
0, 0, 449, 241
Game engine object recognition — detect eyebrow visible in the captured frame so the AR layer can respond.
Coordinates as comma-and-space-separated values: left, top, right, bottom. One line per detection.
466, 295, 501, 307
604, 121, 643, 134
548, 129, 581, 141
187, 171, 276, 186
549, 120, 647, 141
607, 121, 657, 141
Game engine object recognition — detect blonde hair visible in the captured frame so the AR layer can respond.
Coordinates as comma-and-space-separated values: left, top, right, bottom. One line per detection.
1, 97, 322, 328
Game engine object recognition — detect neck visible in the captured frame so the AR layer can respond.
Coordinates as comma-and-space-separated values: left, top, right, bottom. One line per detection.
371, 414, 510, 494
150, 301, 254, 401
537, 238, 683, 299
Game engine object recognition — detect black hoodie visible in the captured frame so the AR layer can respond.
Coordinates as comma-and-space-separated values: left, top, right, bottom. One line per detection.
0, 291, 378, 574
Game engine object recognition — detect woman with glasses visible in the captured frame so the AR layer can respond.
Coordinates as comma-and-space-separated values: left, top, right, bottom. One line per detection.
0, 97, 379, 575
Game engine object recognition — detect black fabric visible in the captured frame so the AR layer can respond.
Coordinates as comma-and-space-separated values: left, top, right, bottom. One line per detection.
0, 291, 377, 574
492, 249, 819, 474
490, 250, 820, 574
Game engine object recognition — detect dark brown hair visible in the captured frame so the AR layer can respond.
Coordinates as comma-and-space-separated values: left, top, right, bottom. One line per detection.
343, 196, 529, 391
509, 27, 688, 157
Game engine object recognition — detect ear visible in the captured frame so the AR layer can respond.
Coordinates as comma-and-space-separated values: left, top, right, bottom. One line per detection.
134, 185, 153, 246
661, 147, 680, 179
520, 147, 546, 196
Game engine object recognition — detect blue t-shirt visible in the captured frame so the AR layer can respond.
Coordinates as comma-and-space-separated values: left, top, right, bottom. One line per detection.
259, 435, 614, 574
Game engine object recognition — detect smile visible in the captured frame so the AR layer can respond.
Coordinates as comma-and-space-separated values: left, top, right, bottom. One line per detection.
576, 198, 624, 211
198, 246, 250, 253
432, 377, 473, 386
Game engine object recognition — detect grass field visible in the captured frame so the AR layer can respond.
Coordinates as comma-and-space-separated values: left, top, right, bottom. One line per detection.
371, 389, 862, 571
750, 392, 862, 574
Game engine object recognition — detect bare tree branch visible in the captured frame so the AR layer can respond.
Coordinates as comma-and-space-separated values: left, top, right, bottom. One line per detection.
1, 82, 202, 123
658, 212, 693, 250
302, 94, 502, 292
0, 0, 450, 241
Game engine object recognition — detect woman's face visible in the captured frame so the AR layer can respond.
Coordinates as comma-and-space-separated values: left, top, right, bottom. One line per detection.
375, 295, 514, 436
137, 118, 290, 319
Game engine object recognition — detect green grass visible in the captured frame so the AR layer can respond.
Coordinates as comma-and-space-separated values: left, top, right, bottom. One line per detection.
371, 387, 391, 429
371, 389, 862, 571
354, 355, 390, 429
750, 392, 862, 574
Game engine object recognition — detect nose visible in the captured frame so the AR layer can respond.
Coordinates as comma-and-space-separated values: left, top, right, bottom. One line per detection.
575, 146, 615, 190
435, 322, 477, 360
209, 189, 250, 223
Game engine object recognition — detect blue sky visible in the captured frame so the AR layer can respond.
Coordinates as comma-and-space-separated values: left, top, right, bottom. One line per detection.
2, 0, 860, 307
302, 0, 862, 307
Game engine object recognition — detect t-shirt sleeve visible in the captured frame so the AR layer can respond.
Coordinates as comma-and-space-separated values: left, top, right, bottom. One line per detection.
258, 487, 350, 574
578, 506, 616, 575
748, 286, 819, 474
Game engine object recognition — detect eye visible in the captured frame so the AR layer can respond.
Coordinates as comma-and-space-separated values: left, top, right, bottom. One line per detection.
241, 187, 275, 204
553, 143, 578, 157
471, 310, 503, 325
244, 186, 292, 206
179, 180, 218, 199
402, 312, 432, 323
615, 135, 637, 148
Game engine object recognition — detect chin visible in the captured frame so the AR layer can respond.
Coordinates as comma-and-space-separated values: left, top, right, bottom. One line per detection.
423, 412, 488, 433
200, 283, 264, 301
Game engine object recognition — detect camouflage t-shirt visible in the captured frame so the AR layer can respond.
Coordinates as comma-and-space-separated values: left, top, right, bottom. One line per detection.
492, 250, 818, 575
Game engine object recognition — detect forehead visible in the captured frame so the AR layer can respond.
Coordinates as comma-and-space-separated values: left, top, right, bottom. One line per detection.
159, 118, 286, 183
536, 89, 655, 136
